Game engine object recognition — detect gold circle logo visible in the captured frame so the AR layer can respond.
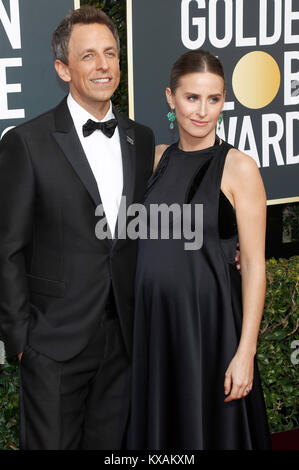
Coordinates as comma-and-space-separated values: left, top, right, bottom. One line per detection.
232, 51, 281, 109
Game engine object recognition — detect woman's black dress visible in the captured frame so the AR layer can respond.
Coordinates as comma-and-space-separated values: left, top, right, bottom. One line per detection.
128, 139, 271, 450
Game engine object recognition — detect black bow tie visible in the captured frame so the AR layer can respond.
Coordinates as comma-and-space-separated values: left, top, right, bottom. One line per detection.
82, 118, 118, 138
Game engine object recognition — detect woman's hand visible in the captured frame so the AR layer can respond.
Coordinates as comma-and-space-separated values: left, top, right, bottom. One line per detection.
224, 351, 254, 402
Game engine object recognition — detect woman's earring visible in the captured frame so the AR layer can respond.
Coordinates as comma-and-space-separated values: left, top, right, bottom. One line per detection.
217, 112, 223, 130
167, 110, 176, 130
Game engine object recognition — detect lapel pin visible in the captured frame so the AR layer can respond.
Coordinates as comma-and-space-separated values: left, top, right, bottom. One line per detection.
126, 136, 135, 146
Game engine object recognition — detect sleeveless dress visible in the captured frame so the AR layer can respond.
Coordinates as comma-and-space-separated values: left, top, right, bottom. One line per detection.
128, 139, 271, 450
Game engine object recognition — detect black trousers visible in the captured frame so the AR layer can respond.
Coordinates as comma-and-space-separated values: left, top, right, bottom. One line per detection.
19, 312, 131, 450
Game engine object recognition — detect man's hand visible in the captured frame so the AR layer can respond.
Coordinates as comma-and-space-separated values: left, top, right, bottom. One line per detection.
235, 243, 241, 272
18, 352, 23, 361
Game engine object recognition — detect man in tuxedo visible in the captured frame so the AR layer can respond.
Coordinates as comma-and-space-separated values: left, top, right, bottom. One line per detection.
0, 6, 154, 450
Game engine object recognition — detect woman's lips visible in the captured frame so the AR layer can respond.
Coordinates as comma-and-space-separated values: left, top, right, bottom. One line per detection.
191, 119, 209, 126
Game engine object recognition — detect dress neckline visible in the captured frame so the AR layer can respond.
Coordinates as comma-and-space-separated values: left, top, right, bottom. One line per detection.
175, 134, 222, 155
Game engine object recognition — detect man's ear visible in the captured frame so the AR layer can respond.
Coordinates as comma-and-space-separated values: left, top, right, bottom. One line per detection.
165, 87, 175, 110
54, 60, 71, 83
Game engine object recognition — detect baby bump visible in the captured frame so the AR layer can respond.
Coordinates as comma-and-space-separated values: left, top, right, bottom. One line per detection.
135, 238, 195, 294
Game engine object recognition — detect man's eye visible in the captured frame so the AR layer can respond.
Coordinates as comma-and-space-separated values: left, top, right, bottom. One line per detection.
83, 54, 92, 60
106, 51, 115, 57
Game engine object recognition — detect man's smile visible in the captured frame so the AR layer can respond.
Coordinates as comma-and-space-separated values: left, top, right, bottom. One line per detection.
91, 77, 112, 85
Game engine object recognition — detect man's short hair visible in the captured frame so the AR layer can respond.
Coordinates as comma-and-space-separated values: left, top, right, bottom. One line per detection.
52, 6, 120, 64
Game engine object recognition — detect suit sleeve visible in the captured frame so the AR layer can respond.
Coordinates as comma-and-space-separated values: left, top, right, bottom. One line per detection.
150, 128, 155, 172
143, 125, 155, 172
0, 129, 35, 357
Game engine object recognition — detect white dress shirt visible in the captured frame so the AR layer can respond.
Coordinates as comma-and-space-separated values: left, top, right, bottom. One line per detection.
67, 93, 123, 238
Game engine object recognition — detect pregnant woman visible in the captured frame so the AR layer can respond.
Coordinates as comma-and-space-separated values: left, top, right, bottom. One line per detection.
128, 49, 271, 450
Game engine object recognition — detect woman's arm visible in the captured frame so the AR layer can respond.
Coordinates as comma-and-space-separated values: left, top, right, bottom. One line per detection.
221, 149, 267, 402
153, 144, 169, 172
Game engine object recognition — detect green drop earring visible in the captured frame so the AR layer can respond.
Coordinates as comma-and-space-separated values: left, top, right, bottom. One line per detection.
217, 112, 223, 130
167, 110, 176, 130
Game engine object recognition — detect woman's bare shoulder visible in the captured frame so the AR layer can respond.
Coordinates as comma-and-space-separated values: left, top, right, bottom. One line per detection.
154, 144, 169, 171
224, 148, 265, 203
225, 148, 259, 178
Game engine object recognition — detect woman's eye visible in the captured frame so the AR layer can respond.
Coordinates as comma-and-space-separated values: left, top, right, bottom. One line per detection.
187, 96, 197, 102
210, 97, 220, 103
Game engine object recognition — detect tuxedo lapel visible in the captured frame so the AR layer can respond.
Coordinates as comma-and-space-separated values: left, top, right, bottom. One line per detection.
114, 109, 136, 208
52, 98, 113, 246
113, 109, 137, 243
52, 99, 137, 245
52, 98, 102, 208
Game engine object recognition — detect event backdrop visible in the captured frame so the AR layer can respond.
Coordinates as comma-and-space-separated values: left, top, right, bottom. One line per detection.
0, 0, 79, 361
127, 0, 299, 204
0, 0, 79, 140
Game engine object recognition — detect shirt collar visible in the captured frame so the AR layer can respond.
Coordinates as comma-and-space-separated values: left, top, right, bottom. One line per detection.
67, 93, 115, 129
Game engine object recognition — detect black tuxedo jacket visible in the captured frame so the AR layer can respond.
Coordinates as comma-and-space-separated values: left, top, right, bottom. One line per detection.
0, 97, 155, 361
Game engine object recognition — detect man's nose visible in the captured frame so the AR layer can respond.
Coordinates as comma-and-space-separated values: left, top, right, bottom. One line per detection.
95, 54, 109, 71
